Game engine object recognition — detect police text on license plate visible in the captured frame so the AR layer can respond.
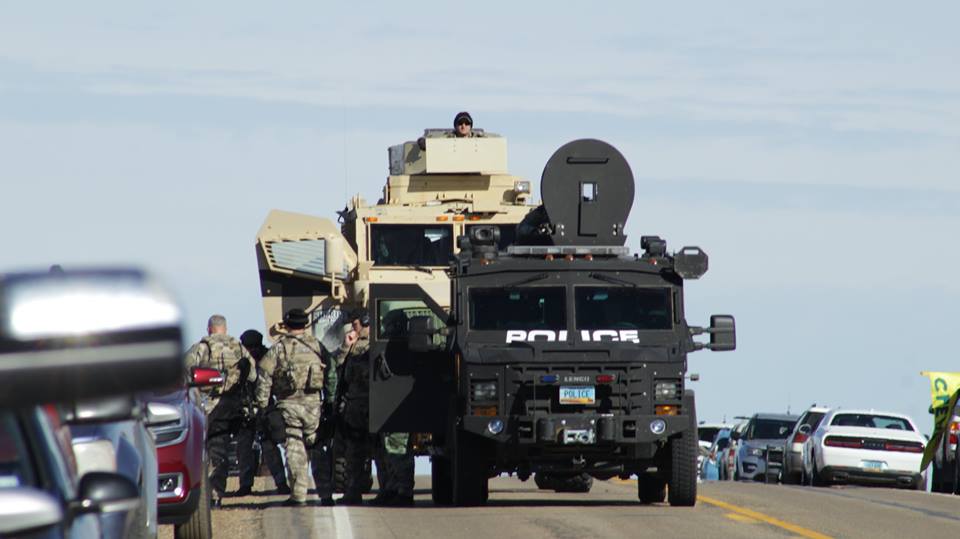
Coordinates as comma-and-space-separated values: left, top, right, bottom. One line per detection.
560, 386, 595, 405
861, 460, 884, 472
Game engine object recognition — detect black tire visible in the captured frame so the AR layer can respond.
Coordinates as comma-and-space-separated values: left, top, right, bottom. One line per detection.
810, 454, 827, 487
533, 473, 554, 490
431, 456, 453, 505
333, 455, 374, 494
638, 472, 666, 504
451, 429, 487, 506
781, 469, 800, 485
175, 462, 212, 539
667, 398, 698, 507
942, 461, 957, 494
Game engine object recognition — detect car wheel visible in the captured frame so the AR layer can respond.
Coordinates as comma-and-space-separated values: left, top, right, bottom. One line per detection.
810, 453, 826, 488
175, 462, 212, 539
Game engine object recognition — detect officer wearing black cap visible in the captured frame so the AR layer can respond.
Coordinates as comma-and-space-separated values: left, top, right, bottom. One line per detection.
452, 111, 476, 138
237, 329, 290, 496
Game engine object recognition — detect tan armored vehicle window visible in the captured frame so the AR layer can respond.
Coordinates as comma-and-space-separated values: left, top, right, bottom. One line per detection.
377, 299, 446, 346
371, 224, 453, 266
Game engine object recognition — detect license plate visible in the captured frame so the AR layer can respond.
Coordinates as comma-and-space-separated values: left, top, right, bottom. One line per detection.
560, 386, 595, 405
861, 460, 884, 472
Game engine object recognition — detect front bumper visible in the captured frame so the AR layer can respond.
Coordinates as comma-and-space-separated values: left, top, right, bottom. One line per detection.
463, 413, 692, 444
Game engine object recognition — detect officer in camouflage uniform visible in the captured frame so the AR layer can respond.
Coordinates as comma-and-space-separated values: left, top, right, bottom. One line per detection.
184, 314, 256, 506
238, 329, 290, 496
255, 308, 337, 506
333, 308, 371, 505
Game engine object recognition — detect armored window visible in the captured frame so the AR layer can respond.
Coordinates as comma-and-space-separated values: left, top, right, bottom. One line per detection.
465, 224, 517, 250
370, 225, 453, 267
376, 299, 446, 343
574, 286, 672, 330
469, 287, 566, 331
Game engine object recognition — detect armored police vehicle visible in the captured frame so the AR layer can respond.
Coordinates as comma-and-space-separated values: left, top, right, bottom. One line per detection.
366, 139, 736, 506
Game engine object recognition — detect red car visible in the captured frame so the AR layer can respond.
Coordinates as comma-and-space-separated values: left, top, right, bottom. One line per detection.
145, 367, 221, 539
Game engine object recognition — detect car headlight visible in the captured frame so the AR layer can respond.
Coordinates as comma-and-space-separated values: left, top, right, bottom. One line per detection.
747, 446, 764, 457
472, 381, 497, 401
654, 380, 681, 400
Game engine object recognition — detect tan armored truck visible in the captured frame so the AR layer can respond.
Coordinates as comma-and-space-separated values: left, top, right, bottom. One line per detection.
255, 127, 533, 350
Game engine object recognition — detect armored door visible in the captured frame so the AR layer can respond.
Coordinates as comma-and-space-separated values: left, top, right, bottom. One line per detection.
368, 283, 453, 434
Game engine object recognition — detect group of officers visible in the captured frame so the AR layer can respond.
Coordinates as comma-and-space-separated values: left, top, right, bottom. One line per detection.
184, 307, 415, 508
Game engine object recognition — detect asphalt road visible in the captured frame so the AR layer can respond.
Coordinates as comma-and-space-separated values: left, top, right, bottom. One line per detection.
160, 475, 960, 539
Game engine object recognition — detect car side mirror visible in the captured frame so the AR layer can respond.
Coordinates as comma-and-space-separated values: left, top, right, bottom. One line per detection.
64, 395, 139, 424
0, 268, 184, 407
708, 315, 736, 351
190, 366, 224, 388
798, 424, 812, 435
408, 316, 438, 353
71, 472, 139, 515
0, 488, 64, 535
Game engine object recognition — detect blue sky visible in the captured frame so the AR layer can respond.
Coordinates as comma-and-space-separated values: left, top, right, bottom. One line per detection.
2, 1, 958, 430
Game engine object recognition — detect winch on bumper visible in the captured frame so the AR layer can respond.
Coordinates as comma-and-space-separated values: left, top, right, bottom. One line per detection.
462, 413, 692, 444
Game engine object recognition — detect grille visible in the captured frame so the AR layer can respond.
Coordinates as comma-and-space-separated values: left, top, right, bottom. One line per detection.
507, 364, 647, 416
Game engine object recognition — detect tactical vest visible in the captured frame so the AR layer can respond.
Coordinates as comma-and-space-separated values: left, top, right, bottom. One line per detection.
200, 336, 246, 396
272, 335, 326, 398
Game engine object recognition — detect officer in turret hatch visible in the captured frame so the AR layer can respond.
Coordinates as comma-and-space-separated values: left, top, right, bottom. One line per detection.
450, 111, 483, 138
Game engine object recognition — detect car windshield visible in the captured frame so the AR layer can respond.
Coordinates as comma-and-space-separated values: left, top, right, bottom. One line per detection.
575, 286, 672, 330
466, 224, 517, 250
470, 287, 566, 331
830, 413, 914, 431
371, 224, 453, 266
0, 412, 37, 489
699, 427, 721, 444
747, 419, 796, 440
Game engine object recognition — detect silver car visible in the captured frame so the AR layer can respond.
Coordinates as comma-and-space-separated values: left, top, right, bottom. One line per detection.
732, 413, 798, 481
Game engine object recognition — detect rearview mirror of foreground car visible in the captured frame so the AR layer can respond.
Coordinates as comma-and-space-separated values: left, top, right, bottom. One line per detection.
0, 268, 184, 407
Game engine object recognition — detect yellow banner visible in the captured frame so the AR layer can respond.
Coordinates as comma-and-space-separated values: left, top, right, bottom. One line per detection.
921, 371, 960, 409
922, 387, 960, 471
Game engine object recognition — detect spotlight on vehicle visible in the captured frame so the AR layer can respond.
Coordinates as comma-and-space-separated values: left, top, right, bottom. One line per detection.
649, 419, 667, 435
487, 419, 504, 435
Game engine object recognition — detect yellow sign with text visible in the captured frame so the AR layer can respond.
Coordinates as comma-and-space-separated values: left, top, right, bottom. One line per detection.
921, 371, 960, 410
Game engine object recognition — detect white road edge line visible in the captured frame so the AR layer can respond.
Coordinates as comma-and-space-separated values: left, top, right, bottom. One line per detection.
333, 505, 354, 539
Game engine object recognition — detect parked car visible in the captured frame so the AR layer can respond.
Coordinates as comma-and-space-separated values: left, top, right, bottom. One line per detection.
732, 413, 798, 481
67, 396, 158, 539
145, 366, 221, 539
0, 267, 183, 538
802, 409, 926, 489
931, 402, 960, 494
782, 406, 830, 485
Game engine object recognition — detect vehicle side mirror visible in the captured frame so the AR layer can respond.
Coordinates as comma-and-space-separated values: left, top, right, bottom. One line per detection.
798, 424, 812, 435
708, 315, 736, 351
145, 402, 182, 427
0, 268, 184, 407
64, 395, 139, 424
190, 366, 224, 388
408, 316, 438, 353
72, 472, 139, 515
0, 488, 64, 535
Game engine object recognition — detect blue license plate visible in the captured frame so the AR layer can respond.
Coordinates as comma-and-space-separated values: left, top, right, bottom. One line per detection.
559, 386, 595, 405
861, 460, 884, 472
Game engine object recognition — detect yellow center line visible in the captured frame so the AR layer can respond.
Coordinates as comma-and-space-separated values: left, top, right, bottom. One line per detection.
609, 479, 832, 539
698, 495, 833, 539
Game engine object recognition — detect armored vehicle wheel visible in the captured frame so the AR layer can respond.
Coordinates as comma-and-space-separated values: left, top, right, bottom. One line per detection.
431, 456, 453, 505
533, 473, 555, 490
333, 455, 374, 494
668, 397, 698, 507
637, 472, 666, 504
451, 430, 487, 506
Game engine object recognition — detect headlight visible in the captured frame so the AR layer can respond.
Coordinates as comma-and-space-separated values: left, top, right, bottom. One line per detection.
654, 380, 681, 400
514, 181, 531, 194
747, 446, 764, 457
472, 381, 498, 401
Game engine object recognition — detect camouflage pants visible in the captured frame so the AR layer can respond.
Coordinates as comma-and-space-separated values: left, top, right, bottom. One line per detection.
278, 400, 320, 502
376, 432, 414, 497
206, 395, 243, 497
